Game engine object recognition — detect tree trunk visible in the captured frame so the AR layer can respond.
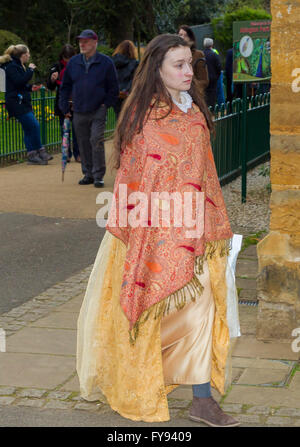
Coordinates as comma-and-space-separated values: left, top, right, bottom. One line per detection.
67, 9, 76, 44
109, 14, 134, 48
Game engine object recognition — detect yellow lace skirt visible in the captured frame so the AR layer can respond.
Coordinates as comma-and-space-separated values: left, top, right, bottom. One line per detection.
77, 231, 230, 422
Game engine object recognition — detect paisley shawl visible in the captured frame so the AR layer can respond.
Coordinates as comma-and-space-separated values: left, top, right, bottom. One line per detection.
106, 101, 233, 339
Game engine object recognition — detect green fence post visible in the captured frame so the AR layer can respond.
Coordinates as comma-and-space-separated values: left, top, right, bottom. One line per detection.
0, 102, 4, 160
241, 83, 247, 203
40, 86, 46, 146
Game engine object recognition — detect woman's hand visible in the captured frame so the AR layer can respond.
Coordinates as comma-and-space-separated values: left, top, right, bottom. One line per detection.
119, 91, 128, 99
32, 84, 42, 91
51, 72, 59, 82
29, 63, 36, 70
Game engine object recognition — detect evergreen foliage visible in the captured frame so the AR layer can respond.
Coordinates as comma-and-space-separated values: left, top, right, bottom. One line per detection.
0, 1, 271, 79
0, 30, 26, 56
212, 6, 271, 51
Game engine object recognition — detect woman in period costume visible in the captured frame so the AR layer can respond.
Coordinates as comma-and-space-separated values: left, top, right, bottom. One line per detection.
77, 34, 240, 427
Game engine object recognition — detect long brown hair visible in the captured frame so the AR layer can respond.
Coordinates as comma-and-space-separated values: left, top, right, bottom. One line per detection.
112, 34, 214, 169
112, 40, 136, 59
59, 44, 76, 61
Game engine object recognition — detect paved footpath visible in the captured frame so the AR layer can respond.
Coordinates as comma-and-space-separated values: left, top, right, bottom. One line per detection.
0, 150, 299, 427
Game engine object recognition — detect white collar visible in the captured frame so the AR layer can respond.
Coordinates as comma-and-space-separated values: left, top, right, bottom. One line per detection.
172, 91, 193, 113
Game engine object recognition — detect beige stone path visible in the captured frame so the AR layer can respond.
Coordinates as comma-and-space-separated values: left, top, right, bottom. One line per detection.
0, 244, 299, 426
0, 141, 115, 219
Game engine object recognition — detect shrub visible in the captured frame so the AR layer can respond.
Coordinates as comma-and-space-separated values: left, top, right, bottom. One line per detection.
32, 104, 55, 121
0, 29, 26, 55
212, 7, 271, 52
0, 103, 9, 120
97, 44, 114, 57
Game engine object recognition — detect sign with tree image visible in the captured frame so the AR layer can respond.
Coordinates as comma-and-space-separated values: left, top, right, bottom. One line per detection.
233, 20, 271, 82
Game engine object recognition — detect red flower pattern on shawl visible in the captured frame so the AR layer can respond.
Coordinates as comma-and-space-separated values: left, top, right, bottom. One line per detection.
106, 102, 232, 329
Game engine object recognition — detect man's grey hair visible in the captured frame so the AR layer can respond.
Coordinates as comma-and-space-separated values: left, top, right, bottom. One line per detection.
203, 38, 214, 49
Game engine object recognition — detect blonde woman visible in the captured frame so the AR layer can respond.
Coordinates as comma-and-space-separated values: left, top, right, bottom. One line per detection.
111, 40, 139, 117
0, 44, 52, 164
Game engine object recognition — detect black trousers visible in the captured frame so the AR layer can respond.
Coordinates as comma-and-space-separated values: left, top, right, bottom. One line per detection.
73, 105, 107, 181
205, 83, 218, 109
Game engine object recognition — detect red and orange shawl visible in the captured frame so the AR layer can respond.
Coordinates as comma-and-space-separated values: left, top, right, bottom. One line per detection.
106, 101, 232, 341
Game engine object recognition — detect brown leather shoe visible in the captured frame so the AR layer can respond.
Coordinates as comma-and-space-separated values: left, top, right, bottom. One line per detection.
189, 397, 240, 427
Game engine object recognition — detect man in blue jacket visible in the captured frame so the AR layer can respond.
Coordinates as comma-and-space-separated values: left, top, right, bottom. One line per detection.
59, 29, 119, 187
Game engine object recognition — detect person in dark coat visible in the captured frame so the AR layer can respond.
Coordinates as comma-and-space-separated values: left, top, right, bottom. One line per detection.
0, 44, 52, 164
178, 25, 209, 94
111, 40, 139, 118
47, 44, 80, 162
59, 29, 119, 188
203, 38, 222, 108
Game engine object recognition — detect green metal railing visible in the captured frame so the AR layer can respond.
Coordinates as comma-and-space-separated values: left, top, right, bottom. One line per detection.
1, 91, 270, 193
211, 92, 270, 188
0, 88, 117, 163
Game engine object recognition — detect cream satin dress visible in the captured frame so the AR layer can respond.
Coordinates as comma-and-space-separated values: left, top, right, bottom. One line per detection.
77, 230, 230, 422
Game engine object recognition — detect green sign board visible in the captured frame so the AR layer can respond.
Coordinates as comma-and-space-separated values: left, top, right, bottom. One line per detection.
233, 20, 271, 82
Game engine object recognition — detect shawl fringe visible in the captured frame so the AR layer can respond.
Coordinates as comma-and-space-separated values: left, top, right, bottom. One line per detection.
129, 238, 231, 345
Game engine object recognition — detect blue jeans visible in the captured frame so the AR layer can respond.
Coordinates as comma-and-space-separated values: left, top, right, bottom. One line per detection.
17, 112, 42, 153
192, 382, 211, 398
59, 116, 80, 159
